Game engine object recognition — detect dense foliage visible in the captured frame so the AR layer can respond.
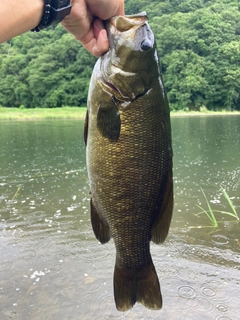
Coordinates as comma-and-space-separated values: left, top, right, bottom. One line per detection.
0, 0, 240, 110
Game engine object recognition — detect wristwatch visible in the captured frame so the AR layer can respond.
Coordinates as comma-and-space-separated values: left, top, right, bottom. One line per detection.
32, 0, 72, 32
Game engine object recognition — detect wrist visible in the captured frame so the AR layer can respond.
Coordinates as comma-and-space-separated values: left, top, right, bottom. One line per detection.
32, 0, 72, 32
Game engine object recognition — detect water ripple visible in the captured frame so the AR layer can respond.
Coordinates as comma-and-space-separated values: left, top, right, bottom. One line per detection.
202, 287, 217, 297
212, 234, 229, 245
178, 285, 197, 299
77, 275, 102, 295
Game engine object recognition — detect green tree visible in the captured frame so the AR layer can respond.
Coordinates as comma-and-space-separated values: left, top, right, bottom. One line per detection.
1, 0, 240, 110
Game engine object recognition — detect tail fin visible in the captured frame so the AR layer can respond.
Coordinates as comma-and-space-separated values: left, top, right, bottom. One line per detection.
114, 259, 162, 311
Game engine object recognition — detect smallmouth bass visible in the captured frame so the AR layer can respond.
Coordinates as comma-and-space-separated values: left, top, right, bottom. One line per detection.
84, 12, 173, 311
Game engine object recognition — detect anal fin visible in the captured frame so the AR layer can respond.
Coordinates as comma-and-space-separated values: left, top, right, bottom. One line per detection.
90, 199, 110, 244
151, 168, 174, 244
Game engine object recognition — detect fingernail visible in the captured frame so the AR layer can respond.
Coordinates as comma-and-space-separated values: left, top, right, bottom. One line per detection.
102, 29, 108, 40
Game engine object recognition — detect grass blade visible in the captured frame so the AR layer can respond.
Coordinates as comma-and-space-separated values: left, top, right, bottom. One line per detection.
221, 187, 239, 220
193, 187, 239, 229
200, 188, 218, 227
196, 205, 212, 222
12, 185, 22, 200
214, 210, 239, 219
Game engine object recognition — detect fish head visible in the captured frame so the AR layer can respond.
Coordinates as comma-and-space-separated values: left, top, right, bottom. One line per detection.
100, 12, 159, 102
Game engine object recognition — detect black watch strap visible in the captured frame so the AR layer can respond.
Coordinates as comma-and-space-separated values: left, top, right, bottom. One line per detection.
32, 0, 72, 32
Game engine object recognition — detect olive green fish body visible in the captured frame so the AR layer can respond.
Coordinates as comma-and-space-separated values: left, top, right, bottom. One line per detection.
85, 13, 173, 311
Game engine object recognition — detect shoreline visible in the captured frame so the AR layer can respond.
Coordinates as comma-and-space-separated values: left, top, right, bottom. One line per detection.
170, 111, 240, 117
0, 107, 87, 121
0, 107, 240, 120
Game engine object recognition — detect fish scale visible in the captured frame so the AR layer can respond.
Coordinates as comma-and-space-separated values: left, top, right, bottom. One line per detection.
85, 12, 173, 311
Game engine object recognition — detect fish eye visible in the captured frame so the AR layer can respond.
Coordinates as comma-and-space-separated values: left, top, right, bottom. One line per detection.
140, 39, 152, 52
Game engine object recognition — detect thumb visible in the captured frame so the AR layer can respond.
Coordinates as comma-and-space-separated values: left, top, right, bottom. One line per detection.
92, 19, 109, 56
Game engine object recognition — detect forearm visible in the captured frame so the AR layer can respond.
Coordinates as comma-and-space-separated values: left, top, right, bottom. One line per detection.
0, 0, 43, 43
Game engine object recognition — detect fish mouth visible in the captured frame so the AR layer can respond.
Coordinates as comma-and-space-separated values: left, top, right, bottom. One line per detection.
106, 12, 148, 37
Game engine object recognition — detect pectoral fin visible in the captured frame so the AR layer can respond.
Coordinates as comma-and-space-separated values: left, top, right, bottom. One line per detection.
151, 168, 174, 244
90, 199, 111, 244
97, 98, 121, 142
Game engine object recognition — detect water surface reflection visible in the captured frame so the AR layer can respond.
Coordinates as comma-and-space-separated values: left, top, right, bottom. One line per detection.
0, 117, 239, 319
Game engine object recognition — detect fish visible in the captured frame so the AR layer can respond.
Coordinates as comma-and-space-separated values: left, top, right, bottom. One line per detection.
84, 12, 173, 311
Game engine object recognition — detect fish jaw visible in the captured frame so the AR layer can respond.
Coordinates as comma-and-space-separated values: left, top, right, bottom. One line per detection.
106, 12, 148, 46
99, 14, 157, 101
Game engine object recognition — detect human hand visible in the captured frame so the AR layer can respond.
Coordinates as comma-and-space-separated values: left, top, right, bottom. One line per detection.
61, 0, 124, 56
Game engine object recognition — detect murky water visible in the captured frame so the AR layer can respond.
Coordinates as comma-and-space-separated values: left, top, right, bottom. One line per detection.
0, 116, 239, 320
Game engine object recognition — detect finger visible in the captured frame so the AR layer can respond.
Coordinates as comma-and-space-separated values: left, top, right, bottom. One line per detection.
87, 0, 124, 20
82, 22, 109, 57
115, 0, 124, 16
93, 19, 105, 41
92, 19, 109, 56
94, 28, 109, 56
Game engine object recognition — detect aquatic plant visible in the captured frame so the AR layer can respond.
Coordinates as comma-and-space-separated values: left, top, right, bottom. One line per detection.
219, 187, 239, 220
194, 187, 239, 228
12, 185, 22, 201
196, 188, 219, 227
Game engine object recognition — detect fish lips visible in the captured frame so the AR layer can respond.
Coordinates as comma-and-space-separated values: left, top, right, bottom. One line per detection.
105, 12, 154, 53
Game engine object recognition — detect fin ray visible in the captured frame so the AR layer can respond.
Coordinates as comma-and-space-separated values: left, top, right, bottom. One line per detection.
97, 98, 121, 142
114, 259, 162, 311
151, 168, 174, 244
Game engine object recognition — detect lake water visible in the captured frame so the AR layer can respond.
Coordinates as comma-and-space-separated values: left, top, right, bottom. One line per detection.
0, 116, 239, 320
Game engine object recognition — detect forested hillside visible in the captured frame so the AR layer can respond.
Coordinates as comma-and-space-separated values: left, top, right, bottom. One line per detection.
0, 0, 239, 110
